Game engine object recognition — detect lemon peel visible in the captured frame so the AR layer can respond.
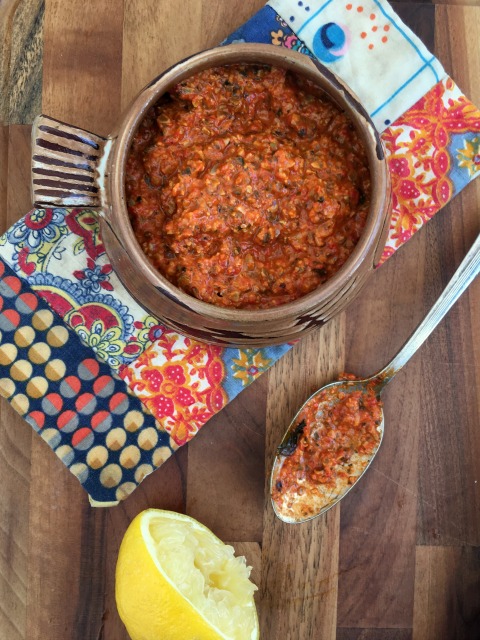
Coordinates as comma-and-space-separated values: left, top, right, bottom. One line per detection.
115, 508, 259, 640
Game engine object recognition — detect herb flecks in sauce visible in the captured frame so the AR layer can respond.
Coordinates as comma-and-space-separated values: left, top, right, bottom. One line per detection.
126, 64, 371, 309
271, 375, 382, 521
278, 419, 306, 457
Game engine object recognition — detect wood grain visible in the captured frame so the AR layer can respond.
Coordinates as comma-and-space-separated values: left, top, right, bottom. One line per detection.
414, 5, 480, 551
5, 126, 33, 225
339, 115, 430, 636
0, 0, 16, 124
0, 126, 8, 218
0, 0, 43, 125
0, 403, 31, 640
187, 375, 268, 542
435, 5, 480, 98
413, 546, 480, 639
121, 0, 266, 110
42, 0, 124, 135
0, 2, 479, 640
338, 631, 412, 640
261, 322, 345, 639
432, 0, 480, 6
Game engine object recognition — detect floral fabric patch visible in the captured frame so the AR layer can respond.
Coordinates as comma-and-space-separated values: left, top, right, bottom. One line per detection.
380, 77, 480, 263
119, 330, 228, 448
0, 208, 157, 369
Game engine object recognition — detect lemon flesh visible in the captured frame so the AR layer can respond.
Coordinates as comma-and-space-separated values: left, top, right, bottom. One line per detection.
115, 509, 259, 640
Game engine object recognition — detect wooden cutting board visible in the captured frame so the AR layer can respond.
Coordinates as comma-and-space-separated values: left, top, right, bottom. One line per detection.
0, 1, 479, 638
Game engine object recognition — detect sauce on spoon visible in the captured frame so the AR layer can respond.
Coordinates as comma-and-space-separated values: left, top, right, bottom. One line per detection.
271, 231, 480, 524
271, 375, 383, 523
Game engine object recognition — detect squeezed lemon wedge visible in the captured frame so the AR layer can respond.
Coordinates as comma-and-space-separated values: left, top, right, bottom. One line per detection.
115, 509, 259, 640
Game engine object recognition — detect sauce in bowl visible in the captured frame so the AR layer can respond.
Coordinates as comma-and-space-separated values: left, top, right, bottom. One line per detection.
126, 64, 371, 309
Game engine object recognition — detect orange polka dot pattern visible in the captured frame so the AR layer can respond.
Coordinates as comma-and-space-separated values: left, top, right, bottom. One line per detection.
0, 260, 174, 503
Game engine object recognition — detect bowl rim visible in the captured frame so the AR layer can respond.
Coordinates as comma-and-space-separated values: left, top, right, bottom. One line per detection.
109, 43, 390, 321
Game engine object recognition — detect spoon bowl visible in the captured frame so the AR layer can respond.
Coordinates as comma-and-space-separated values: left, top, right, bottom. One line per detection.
270, 376, 385, 524
271, 231, 480, 524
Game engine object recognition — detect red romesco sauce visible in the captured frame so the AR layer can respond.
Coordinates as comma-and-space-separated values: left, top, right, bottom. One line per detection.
271, 375, 382, 521
126, 64, 371, 309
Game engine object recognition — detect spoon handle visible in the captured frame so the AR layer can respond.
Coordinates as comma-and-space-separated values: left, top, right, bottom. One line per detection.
377, 232, 480, 385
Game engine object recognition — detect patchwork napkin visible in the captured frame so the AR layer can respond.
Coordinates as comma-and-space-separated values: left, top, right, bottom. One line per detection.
1, 0, 479, 505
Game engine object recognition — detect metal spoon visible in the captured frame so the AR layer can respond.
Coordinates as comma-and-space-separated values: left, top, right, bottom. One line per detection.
271, 232, 480, 524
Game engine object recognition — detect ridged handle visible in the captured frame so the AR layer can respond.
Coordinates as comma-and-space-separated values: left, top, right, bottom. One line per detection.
31, 115, 108, 208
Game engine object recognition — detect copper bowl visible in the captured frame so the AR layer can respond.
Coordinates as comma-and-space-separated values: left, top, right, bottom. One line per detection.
31, 43, 391, 347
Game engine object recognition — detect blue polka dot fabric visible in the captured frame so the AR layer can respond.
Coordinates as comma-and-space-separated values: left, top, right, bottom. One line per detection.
0, 259, 174, 504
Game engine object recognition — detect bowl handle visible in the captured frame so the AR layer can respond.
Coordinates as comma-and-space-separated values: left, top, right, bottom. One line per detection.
31, 115, 110, 208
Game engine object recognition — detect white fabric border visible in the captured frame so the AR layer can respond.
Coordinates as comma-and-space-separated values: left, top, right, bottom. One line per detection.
268, 0, 446, 131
